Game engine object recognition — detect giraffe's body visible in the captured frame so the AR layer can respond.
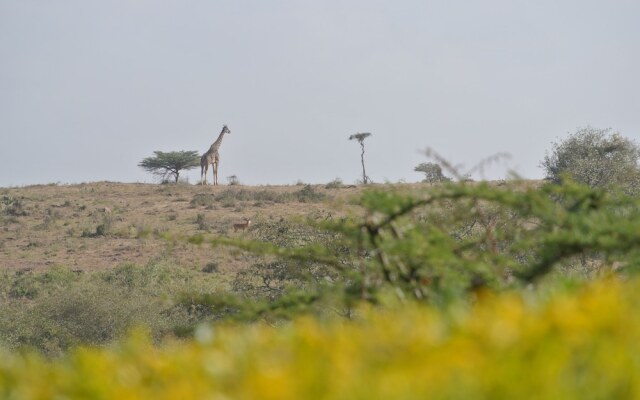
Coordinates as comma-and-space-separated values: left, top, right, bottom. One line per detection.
201, 125, 230, 185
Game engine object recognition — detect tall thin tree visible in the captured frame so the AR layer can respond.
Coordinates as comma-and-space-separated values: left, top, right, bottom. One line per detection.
349, 132, 372, 184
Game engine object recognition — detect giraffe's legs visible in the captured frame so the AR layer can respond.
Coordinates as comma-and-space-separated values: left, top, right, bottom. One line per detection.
201, 164, 208, 185
213, 161, 219, 185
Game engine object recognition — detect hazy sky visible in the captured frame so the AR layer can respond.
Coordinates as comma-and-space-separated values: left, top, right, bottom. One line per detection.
1, 1, 639, 187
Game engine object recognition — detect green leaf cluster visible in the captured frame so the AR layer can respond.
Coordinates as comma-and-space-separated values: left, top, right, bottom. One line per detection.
211, 179, 640, 316
138, 150, 200, 183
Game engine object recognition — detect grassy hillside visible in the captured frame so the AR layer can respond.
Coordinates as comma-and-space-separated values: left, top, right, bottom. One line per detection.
0, 181, 375, 354
0, 182, 361, 273
2, 179, 640, 396
2, 179, 640, 349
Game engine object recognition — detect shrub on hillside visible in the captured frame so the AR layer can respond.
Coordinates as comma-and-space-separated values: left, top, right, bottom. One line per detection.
0, 262, 223, 355
0, 266, 80, 300
227, 175, 240, 185
325, 178, 345, 189
541, 126, 640, 194
293, 185, 326, 202
414, 162, 451, 183
0, 195, 27, 216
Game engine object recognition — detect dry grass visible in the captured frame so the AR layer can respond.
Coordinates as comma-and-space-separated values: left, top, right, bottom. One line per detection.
0, 179, 539, 354
0, 182, 372, 274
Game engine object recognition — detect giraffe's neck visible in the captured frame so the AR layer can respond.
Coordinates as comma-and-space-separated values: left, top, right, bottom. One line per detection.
209, 131, 226, 152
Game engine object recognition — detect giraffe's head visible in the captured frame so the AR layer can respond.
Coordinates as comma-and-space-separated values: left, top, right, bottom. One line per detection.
222, 125, 231, 134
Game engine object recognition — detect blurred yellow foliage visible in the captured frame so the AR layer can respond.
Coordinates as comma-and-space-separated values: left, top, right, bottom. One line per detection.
2, 277, 640, 399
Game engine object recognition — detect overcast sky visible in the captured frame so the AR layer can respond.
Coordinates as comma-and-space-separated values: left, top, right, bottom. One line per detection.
1, 0, 638, 187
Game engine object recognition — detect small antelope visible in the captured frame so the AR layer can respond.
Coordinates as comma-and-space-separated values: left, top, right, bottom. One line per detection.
233, 218, 251, 232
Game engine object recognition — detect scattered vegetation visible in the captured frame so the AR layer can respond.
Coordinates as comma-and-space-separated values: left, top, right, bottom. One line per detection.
203, 178, 640, 318
191, 185, 327, 208
4, 177, 640, 356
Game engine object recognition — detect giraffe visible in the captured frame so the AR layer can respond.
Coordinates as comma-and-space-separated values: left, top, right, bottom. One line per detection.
200, 125, 231, 185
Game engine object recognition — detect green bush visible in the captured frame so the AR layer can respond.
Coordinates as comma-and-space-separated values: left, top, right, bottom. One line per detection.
414, 162, 451, 183
210, 178, 640, 317
80, 215, 112, 237
0, 261, 225, 355
31, 283, 166, 352
541, 127, 640, 194
99, 261, 192, 290
294, 185, 326, 202
195, 213, 208, 231
1, 266, 79, 300
0, 195, 27, 216
325, 178, 345, 189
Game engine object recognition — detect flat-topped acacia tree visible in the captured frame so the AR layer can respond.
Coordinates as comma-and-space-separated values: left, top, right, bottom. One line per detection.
138, 150, 200, 183
349, 132, 372, 184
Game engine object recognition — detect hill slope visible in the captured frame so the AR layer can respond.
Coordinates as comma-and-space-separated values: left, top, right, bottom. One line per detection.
0, 182, 361, 273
